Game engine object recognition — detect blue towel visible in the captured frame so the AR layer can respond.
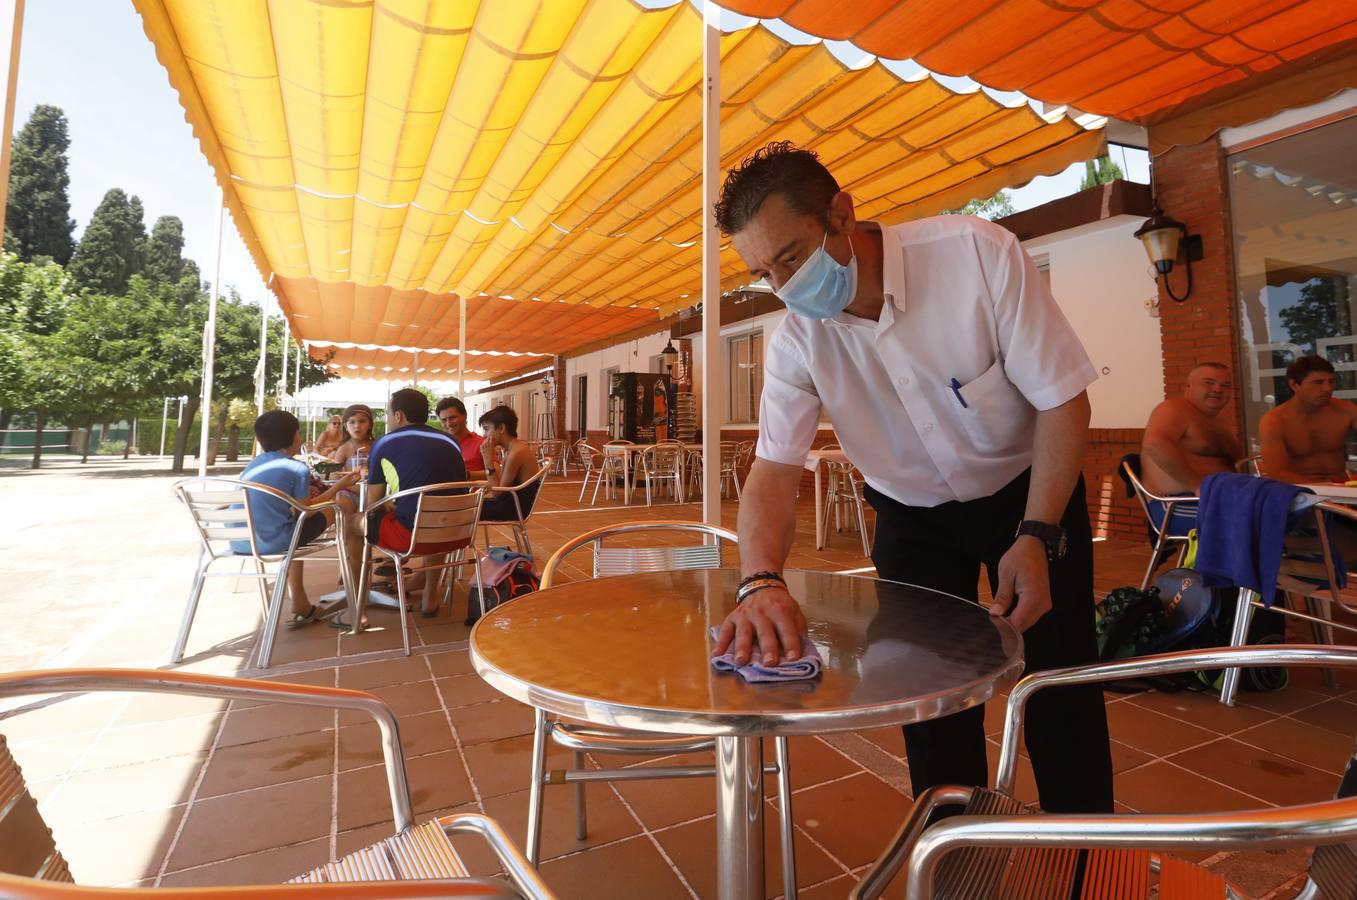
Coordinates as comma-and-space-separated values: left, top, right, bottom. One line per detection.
1195, 473, 1315, 600
709, 627, 823, 683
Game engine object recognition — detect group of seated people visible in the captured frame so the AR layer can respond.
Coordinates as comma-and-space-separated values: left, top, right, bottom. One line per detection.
1141, 355, 1357, 500
234, 389, 544, 626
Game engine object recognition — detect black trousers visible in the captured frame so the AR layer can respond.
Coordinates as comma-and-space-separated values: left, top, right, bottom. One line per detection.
865, 469, 1114, 813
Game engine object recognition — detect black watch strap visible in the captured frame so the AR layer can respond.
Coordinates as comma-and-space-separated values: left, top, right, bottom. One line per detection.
1015, 520, 1067, 560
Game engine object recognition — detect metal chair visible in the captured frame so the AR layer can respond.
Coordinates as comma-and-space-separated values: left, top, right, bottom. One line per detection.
851, 644, 1357, 900
1119, 453, 1197, 590
1218, 499, 1357, 705
1236, 454, 1263, 475
480, 462, 551, 557
173, 477, 353, 670
365, 481, 486, 656
0, 668, 553, 898
638, 443, 684, 505
684, 442, 744, 500
537, 439, 567, 477
822, 459, 871, 556
573, 440, 603, 503
532, 522, 802, 897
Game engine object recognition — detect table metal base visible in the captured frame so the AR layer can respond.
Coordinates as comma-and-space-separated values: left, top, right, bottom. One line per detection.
716, 736, 765, 898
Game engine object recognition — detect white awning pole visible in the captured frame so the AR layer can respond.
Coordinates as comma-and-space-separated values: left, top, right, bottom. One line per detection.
413, 349, 420, 388
701, 1, 722, 527
196, 196, 225, 478
458, 296, 467, 398
255, 295, 268, 416
0, 0, 26, 249
159, 397, 169, 458
279, 318, 290, 403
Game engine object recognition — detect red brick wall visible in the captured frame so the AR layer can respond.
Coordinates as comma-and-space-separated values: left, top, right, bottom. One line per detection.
1150, 134, 1244, 443
1083, 427, 1146, 542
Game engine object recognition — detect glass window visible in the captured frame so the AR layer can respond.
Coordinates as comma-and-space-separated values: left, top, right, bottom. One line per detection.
728, 331, 763, 423
1230, 114, 1357, 444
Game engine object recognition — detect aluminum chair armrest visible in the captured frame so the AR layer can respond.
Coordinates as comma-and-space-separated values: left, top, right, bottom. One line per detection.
0, 877, 527, 898
0, 669, 413, 832
439, 813, 556, 899
995, 645, 1357, 797
848, 785, 976, 900
540, 520, 738, 587
903, 796, 1357, 900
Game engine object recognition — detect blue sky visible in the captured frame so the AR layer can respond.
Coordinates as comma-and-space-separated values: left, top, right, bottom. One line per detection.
7, 0, 1148, 325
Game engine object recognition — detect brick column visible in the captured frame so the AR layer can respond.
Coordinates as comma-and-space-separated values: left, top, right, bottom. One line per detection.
553, 356, 567, 440
1149, 134, 1243, 442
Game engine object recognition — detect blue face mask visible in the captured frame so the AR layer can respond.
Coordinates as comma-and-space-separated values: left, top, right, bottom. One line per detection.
776, 229, 858, 319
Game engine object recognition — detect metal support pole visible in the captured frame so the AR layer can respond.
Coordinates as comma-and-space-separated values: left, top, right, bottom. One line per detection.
159, 397, 170, 458
196, 197, 226, 478
413, 348, 420, 388
458, 296, 467, 398
0, 0, 26, 249
255, 297, 268, 416
279, 318, 289, 401
715, 736, 764, 899
700, 1, 722, 526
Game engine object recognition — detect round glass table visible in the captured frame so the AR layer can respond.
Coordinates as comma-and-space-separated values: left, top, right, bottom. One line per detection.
470, 568, 1023, 898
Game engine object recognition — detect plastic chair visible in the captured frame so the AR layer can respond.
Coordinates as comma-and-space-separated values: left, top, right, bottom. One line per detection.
533, 522, 802, 897
173, 477, 353, 669
851, 644, 1357, 900
0, 668, 553, 898
638, 443, 684, 505
1119, 453, 1197, 590
1218, 499, 1357, 706
365, 481, 486, 656
822, 459, 871, 556
479, 462, 551, 557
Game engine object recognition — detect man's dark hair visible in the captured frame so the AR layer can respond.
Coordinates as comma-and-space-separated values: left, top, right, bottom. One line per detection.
478, 405, 518, 438
1286, 355, 1335, 385
435, 396, 467, 417
389, 388, 429, 424
713, 141, 841, 236
254, 409, 300, 452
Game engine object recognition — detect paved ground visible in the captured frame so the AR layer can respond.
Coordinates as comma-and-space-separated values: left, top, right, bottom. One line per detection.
0, 455, 1352, 897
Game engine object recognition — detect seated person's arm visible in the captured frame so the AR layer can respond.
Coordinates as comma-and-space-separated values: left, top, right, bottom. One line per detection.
1141, 404, 1200, 492
307, 470, 362, 506
494, 444, 533, 488
328, 442, 353, 464
1259, 413, 1311, 484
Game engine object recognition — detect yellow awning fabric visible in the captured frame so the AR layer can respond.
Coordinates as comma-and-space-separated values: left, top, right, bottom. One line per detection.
715, 0, 1357, 128
133, 0, 1105, 354
309, 344, 549, 382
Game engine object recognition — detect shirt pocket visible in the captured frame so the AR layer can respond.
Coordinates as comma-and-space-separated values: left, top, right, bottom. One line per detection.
954, 359, 1034, 454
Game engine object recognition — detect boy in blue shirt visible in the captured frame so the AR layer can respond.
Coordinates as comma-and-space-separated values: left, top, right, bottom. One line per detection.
233, 410, 361, 627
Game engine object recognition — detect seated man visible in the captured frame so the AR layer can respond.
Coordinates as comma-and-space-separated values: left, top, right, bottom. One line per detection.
478, 405, 540, 522
435, 396, 486, 477
1142, 361, 1241, 496
365, 388, 468, 616
1260, 355, 1357, 484
231, 410, 361, 627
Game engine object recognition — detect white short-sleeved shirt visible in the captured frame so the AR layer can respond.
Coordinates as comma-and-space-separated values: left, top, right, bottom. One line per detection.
755, 216, 1096, 508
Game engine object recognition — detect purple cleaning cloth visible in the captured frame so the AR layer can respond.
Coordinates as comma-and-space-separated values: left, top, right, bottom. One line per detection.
709, 626, 823, 683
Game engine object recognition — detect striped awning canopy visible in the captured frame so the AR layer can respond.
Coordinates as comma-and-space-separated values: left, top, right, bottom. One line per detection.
133, 0, 1106, 367
311, 343, 550, 382
715, 0, 1357, 127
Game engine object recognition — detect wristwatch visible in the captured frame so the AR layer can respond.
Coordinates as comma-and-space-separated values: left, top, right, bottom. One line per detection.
1015, 520, 1067, 561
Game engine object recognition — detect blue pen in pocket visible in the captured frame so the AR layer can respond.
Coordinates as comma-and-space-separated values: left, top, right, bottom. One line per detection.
949, 378, 968, 409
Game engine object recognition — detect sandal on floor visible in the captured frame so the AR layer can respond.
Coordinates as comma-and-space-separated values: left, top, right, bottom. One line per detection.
285, 606, 320, 629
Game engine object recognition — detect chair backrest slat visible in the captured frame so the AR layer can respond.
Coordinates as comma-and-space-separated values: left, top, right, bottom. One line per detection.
594, 544, 721, 579
541, 521, 737, 588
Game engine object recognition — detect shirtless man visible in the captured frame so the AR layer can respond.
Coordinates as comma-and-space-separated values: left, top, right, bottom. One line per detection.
1260, 355, 1357, 484
1142, 362, 1241, 495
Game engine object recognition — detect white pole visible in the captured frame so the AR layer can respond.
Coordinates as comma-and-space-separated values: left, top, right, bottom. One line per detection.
159, 396, 170, 458
295, 339, 302, 395
196, 196, 226, 478
412, 349, 420, 388
0, 0, 26, 250
458, 296, 467, 398
701, 1, 722, 527
255, 296, 268, 416
279, 317, 290, 402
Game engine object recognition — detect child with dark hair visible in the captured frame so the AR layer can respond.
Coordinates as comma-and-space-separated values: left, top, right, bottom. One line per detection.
234, 410, 360, 627
478, 405, 540, 522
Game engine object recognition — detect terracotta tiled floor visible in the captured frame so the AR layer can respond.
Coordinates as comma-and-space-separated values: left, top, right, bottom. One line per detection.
1, 457, 1354, 897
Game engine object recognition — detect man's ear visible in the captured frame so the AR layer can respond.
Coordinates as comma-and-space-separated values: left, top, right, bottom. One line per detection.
828, 190, 856, 236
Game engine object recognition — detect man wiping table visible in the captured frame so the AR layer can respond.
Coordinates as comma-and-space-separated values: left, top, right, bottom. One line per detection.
711, 141, 1113, 813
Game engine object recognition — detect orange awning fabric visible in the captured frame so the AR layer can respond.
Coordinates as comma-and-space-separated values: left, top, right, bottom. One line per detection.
309, 344, 548, 382
133, 0, 1105, 355
715, 1, 1357, 128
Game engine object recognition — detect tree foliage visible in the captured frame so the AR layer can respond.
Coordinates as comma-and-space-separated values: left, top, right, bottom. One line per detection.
1080, 155, 1125, 190
3, 105, 76, 264
943, 190, 1016, 220
68, 188, 148, 294
143, 215, 200, 287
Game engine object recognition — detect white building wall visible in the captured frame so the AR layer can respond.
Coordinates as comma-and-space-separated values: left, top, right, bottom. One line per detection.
1022, 215, 1163, 429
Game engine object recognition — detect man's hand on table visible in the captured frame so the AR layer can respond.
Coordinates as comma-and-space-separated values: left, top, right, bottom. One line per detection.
715, 585, 808, 666
989, 535, 1052, 632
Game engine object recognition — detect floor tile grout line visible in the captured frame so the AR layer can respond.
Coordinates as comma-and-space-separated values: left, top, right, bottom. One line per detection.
584, 753, 700, 899
41, 694, 133, 813
426, 652, 485, 812
153, 703, 231, 885
328, 665, 339, 863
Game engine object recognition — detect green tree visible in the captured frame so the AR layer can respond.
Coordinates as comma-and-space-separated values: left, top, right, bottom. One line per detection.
0, 254, 77, 464
943, 190, 1016, 220
68, 188, 148, 294
3, 105, 76, 264
1080, 154, 1125, 190
143, 215, 199, 287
